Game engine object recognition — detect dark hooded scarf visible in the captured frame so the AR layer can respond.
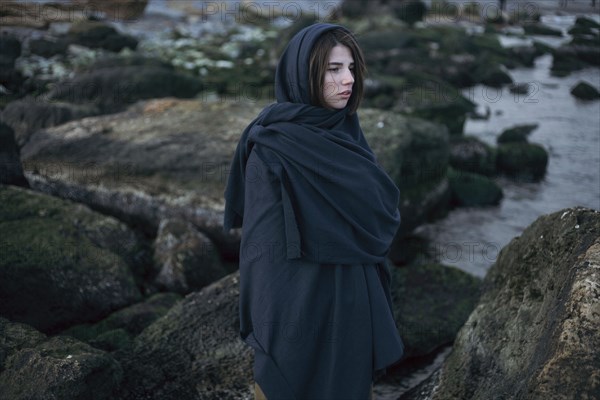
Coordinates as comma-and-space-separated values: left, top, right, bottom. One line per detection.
223, 22, 401, 264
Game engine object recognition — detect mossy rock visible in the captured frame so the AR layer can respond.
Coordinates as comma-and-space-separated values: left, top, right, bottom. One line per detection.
428, 207, 600, 400
0, 317, 123, 400
448, 168, 503, 207
0, 185, 144, 334
393, 0, 427, 26
573, 16, 600, 30
390, 263, 482, 358
47, 65, 203, 113
523, 23, 563, 37
67, 20, 138, 52
449, 135, 496, 176
497, 123, 539, 144
571, 81, 600, 100
60, 292, 182, 351
496, 142, 548, 182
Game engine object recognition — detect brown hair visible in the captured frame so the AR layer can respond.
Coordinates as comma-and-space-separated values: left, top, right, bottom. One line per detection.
308, 28, 366, 114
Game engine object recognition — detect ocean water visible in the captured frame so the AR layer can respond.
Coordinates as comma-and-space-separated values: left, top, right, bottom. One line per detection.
416, 20, 600, 277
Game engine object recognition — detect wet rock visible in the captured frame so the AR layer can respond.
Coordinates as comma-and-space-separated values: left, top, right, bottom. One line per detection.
571, 81, 600, 100
0, 97, 100, 148
497, 123, 538, 144
153, 218, 228, 294
496, 142, 548, 182
0, 33, 24, 95
522, 23, 563, 36
425, 207, 600, 400
447, 168, 503, 207
29, 36, 70, 58
449, 135, 496, 176
66, 20, 138, 52
0, 185, 144, 334
0, 121, 29, 187
113, 272, 253, 400
0, 317, 123, 400
60, 292, 182, 352
552, 44, 600, 76
390, 263, 482, 359
47, 64, 203, 113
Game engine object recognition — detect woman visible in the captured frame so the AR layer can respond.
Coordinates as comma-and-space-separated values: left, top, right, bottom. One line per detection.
223, 22, 404, 399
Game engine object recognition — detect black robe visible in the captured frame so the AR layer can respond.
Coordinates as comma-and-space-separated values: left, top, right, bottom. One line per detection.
223, 22, 404, 399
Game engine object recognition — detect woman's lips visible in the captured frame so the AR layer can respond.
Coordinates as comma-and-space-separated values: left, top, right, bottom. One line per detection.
339, 90, 352, 97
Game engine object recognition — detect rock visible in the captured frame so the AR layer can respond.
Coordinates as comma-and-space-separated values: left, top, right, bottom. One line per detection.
390, 263, 482, 359
0, 121, 29, 187
426, 207, 600, 400
508, 46, 538, 67
447, 168, 503, 207
153, 218, 228, 294
475, 65, 513, 88
0, 2, 139, 28
0, 33, 21, 67
29, 36, 70, 58
0, 317, 123, 400
47, 64, 203, 113
393, 0, 427, 26
0, 185, 144, 334
60, 292, 182, 352
113, 272, 253, 400
19, 99, 453, 264
449, 135, 496, 176
67, 20, 138, 52
0, 97, 100, 148
522, 23, 563, 36
496, 142, 548, 182
84, 0, 149, 20
572, 16, 600, 30
339, 0, 426, 24
0, 33, 24, 95
552, 45, 600, 76
497, 123, 538, 144
571, 81, 600, 100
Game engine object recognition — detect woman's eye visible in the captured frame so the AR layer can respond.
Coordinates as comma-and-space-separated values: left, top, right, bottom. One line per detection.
328, 68, 339, 72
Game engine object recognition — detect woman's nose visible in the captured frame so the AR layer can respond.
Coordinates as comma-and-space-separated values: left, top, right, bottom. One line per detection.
341, 69, 354, 85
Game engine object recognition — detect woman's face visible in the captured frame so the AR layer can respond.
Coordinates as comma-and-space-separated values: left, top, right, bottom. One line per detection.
322, 44, 355, 110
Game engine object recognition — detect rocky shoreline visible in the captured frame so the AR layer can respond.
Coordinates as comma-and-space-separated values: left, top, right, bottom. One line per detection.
1, 1, 599, 398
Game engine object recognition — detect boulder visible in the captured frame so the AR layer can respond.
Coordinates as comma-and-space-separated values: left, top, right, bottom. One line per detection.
0, 317, 123, 400
19, 99, 452, 263
1, 97, 100, 148
29, 37, 70, 58
571, 81, 600, 100
46, 64, 203, 114
0, 33, 24, 95
60, 292, 182, 352
0, 185, 144, 334
423, 207, 600, 400
390, 263, 482, 359
153, 218, 229, 294
113, 272, 254, 400
447, 168, 503, 207
0, 121, 29, 187
497, 123, 539, 144
522, 23, 563, 36
66, 20, 138, 52
496, 142, 548, 182
449, 135, 496, 176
